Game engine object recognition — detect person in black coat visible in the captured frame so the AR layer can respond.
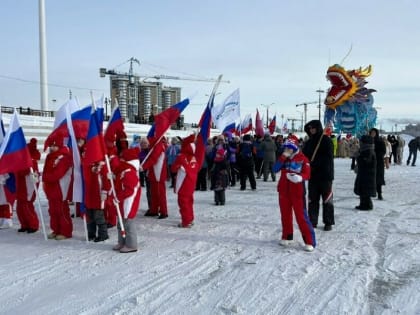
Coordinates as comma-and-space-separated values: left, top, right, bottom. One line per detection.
369, 128, 386, 200
237, 134, 257, 191
302, 120, 335, 231
354, 135, 377, 210
407, 136, 420, 166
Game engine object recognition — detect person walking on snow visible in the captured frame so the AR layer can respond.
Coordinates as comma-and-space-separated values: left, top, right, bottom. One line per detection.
369, 128, 386, 200
15, 138, 40, 233
354, 135, 376, 210
171, 134, 204, 228
0, 173, 16, 229
42, 135, 73, 240
142, 137, 169, 219
112, 148, 141, 253
407, 136, 420, 166
302, 120, 335, 231
273, 135, 316, 252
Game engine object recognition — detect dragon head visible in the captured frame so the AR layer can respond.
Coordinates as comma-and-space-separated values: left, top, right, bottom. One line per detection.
325, 64, 374, 110
325, 64, 357, 110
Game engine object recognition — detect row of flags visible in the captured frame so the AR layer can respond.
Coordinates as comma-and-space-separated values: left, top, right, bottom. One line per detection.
0, 80, 292, 242
0, 88, 291, 176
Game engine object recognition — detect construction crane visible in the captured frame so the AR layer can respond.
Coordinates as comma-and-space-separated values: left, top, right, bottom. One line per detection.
295, 101, 318, 126
100, 57, 230, 83
286, 118, 301, 133
99, 57, 229, 123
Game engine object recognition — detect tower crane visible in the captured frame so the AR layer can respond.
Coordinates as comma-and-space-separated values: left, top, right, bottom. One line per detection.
100, 57, 230, 83
295, 101, 318, 126
99, 57, 229, 123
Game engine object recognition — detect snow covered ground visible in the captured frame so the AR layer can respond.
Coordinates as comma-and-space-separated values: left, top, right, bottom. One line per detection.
1, 151, 420, 315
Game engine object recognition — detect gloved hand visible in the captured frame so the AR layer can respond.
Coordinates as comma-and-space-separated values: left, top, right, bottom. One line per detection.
30, 172, 39, 184
286, 173, 302, 183
0, 174, 9, 185
282, 149, 292, 158
100, 191, 108, 202
107, 172, 114, 180
113, 198, 120, 206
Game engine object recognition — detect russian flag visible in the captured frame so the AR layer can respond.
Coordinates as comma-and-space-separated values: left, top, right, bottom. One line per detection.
268, 115, 276, 135
240, 114, 253, 135
147, 98, 190, 146
255, 109, 265, 137
44, 99, 92, 150
104, 106, 124, 142
93, 95, 105, 133
84, 111, 106, 166
0, 111, 32, 174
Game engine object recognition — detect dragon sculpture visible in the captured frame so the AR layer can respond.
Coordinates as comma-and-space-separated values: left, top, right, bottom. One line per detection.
324, 64, 377, 137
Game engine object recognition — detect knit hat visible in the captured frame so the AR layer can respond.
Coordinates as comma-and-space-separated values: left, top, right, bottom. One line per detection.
181, 134, 196, 155
283, 135, 299, 152
28, 138, 41, 160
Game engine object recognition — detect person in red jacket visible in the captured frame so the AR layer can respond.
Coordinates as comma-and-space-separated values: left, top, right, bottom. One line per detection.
42, 135, 73, 240
112, 148, 141, 253
84, 160, 111, 242
15, 138, 40, 233
0, 173, 16, 229
171, 134, 202, 228
273, 135, 316, 252
142, 137, 168, 219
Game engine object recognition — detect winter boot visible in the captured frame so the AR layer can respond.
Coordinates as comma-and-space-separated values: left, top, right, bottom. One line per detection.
220, 190, 226, 205
0, 218, 12, 229
303, 244, 314, 252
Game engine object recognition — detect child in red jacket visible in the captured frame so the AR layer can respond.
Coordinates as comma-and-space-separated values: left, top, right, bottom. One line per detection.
273, 135, 316, 252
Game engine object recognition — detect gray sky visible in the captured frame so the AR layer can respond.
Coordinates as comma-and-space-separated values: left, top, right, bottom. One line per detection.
1, 0, 419, 131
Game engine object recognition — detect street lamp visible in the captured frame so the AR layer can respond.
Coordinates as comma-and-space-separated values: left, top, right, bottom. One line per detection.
261, 103, 275, 128
316, 89, 325, 121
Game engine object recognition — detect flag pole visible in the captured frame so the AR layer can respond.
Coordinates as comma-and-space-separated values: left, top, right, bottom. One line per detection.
91, 92, 126, 238
30, 167, 47, 241
104, 154, 126, 238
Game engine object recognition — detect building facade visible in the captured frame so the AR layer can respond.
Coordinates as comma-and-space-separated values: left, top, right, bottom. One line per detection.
109, 76, 181, 124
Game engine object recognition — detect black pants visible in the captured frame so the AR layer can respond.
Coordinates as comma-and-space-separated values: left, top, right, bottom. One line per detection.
196, 167, 208, 191
359, 196, 373, 210
308, 180, 335, 226
87, 209, 108, 239
407, 149, 417, 166
214, 190, 226, 205
239, 164, 256, 190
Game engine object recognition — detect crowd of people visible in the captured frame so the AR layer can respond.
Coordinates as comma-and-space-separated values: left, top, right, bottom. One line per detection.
0, 120, 419, 253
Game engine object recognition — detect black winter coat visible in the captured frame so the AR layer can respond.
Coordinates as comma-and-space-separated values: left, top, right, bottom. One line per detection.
354, 143, 377, 197
302, 120, 334, 181
371, 128, 386, 186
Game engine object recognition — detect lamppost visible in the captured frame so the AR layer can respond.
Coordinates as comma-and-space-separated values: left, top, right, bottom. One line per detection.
261, 103, 275, 128
316, 89, 325, 121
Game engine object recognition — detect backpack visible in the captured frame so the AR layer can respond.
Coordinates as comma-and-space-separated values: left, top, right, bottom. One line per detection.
240, 143, 253, 159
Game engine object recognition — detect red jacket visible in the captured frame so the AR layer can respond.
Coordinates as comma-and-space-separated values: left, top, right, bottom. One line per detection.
142, 139, 167, 182
114, 161, 141, 219
42, 147, 73, 201
15, 156, 40, 202
83, 161, 111, 210
276, 151, 311, 194
171, 151, 200, 196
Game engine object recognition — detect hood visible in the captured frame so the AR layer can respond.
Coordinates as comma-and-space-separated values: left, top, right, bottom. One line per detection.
304, 120, 323, 137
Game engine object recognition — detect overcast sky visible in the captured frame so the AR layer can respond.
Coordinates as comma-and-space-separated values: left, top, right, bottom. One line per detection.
1, 0, 419, 131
